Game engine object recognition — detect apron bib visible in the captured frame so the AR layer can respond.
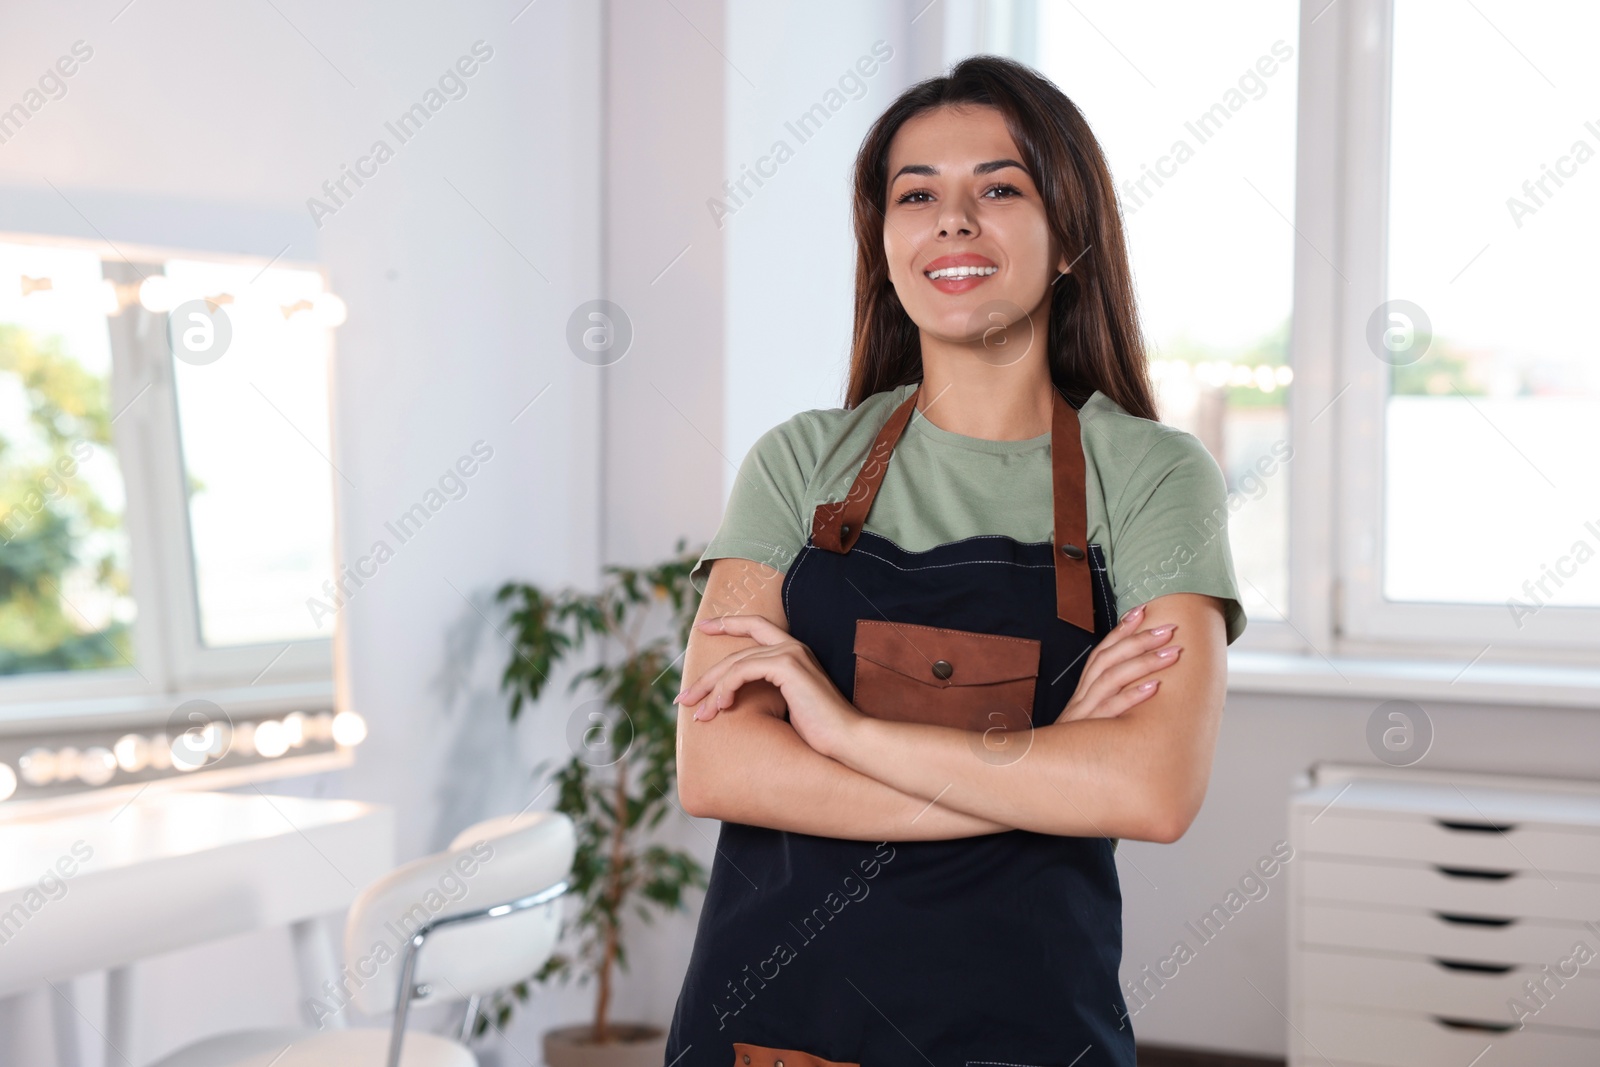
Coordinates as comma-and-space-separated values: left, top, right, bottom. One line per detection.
666, 383, 1135, 1067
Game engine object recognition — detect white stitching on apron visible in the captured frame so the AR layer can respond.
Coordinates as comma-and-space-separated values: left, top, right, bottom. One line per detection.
849, 547, 1055, 574
783, 540, 817, 621
1089, 544, 1117, 627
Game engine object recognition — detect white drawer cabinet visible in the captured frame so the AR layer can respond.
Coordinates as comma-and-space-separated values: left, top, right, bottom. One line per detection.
1288, 764, 1600, 1066
1294, 1005, 1600, 1067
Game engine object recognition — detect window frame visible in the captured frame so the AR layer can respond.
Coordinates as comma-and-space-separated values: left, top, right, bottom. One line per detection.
0, 234, 335, 720
1331, 0, 1600, 662
1016, 0, 1600, 670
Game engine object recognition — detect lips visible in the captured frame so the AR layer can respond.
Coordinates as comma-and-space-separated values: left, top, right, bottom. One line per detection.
923, 252, 998, 292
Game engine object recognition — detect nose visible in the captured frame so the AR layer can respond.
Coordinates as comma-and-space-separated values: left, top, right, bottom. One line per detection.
938, 195, 975, 238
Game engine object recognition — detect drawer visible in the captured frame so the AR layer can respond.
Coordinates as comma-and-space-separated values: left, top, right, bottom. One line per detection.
1301, 901, 1600, 965
1299, 857, 1600, 923
1300, 946, 1600, 1032
1294, 808, 1600, 877
1293, 1004, 1600, 1066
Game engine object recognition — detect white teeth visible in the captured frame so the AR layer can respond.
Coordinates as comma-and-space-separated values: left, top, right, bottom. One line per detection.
925, 265, 997, 279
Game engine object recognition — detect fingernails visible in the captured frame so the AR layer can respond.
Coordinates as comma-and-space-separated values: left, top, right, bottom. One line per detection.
1138, 679, 1159, 692
1155, 645, 1182, 659
672, 690, 684, 704
1150, 624, 1176, 638
1124, 605, 1145, 625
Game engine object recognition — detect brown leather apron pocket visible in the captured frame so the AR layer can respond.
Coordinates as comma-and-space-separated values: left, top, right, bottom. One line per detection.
852, 618, 1039, 734
732, 1043, 860, 1067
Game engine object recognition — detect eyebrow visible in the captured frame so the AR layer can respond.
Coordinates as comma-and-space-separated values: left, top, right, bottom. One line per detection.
890, 158, 1028, 183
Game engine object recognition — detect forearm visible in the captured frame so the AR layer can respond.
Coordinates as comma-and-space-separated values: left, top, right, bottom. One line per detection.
829, 713, 1184, 842
677, 683, 1013, 841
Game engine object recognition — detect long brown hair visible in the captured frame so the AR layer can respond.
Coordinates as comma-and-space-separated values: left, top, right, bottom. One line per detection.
845, 54, 1157, 420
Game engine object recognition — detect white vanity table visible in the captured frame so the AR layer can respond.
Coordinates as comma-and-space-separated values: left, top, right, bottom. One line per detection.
0, 786, 394, 1065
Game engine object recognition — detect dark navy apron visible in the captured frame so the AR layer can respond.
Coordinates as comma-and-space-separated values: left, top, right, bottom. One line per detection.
666, 382, 1134, 1067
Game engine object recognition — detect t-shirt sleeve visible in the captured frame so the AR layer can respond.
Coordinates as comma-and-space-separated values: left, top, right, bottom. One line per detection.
689, 416, 816, 597
1107, 432, 1248, 645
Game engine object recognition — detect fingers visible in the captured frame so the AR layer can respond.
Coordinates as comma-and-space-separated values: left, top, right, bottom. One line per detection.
1076, 635, 1183, 716
1061, 670, 1166, 723
1084, 614, 1180, 681
674, 645, 754, 720
1061, 609, 1183, 722
685, 649, 792, 721
678, 616, 794, 707
1093, 675, 1165, 719
676, 645, 786, 720
696, 614, 786, 643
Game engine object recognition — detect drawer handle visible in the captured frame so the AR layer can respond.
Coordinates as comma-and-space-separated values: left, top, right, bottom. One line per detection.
1434, 911, 1516, 928
1433, 957, 1514, 974
1434, 865, 1514, 881
1436, 818, 1518, 834
1432, 1015, 1516, 1035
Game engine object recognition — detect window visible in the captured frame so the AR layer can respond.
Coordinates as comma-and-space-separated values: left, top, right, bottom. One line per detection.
163, 258, 338, 648
1035, 0, 1299, 624
0, 237, 342, 710
1381, 2, 1600, 611
1341, 0, 1600, 655
1024, 0, 1600, 665
0, 242, 134, 677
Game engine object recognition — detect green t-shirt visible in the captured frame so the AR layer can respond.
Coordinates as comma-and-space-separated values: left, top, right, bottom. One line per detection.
691, 381, 1248, 645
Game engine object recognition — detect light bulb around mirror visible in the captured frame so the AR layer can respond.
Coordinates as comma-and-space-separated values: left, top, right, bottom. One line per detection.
114, 734, 151, 773
18, 748, 56, 787
170, 725, 211, 771
331, 710, 367, 747
78, 747, 117, 786
253, 719, 290, 758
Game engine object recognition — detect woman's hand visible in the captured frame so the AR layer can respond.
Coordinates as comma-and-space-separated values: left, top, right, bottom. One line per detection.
1056, 603, 1182, 723
673, 614, 862, 757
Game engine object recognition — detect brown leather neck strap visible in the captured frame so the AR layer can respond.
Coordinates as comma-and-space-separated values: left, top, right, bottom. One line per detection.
810, 383, 1095, 632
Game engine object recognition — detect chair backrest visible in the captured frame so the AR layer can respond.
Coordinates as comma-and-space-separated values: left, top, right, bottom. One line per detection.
341, 810, 575, 1017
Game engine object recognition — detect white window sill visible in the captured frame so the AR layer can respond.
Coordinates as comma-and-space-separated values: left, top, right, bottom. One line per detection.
1226, 648, 1600, 709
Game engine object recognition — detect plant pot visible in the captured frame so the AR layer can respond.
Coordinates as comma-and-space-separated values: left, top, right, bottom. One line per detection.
542, 1023, 669, 1067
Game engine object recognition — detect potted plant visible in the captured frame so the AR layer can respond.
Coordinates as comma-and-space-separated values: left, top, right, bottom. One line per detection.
470, 538, 709, 1066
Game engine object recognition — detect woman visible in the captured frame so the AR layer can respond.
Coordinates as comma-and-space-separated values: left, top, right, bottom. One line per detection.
665, 55, 1247, 1067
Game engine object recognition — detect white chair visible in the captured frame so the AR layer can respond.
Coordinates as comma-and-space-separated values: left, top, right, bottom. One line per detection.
146, 810, 576, 1067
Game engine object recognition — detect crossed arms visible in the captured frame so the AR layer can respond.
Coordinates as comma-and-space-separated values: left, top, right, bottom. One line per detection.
674, 556, 1228, 844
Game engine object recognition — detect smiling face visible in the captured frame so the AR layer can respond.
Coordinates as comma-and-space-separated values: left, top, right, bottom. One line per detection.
882, 104, 1070, 356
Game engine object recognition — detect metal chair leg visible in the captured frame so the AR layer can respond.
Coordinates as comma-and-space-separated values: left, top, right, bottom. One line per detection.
383, 877, 569, 1067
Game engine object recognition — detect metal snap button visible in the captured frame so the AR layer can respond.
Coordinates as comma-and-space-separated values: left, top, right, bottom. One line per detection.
742, 1057, 750, 1065
932, 659, 953, 679
1060, 543, 1085, 559
775, 1060, 784, 1067
841, 524, 851, 536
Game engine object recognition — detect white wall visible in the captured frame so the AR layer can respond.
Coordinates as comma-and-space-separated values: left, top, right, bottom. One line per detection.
720, 1, 945, 460
1, 0, 605, 1060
